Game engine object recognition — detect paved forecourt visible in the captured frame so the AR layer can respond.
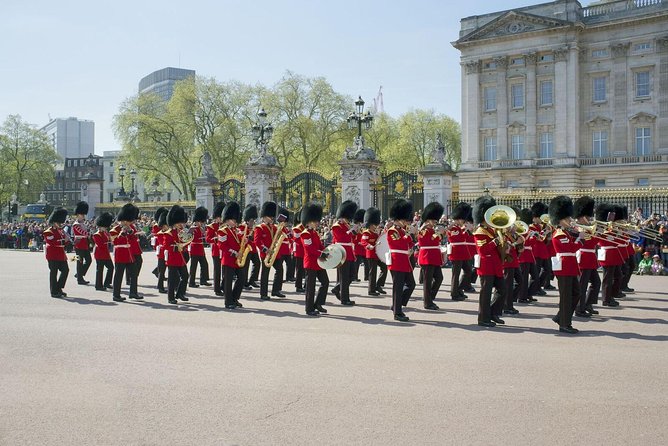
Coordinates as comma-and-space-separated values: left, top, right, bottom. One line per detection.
1, 249, 667, 445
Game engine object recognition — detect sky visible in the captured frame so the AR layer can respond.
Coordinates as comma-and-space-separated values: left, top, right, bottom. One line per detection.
1, 0, 543, 154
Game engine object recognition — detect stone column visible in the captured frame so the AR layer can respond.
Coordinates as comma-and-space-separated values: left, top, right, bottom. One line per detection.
495, 57, 509, 159
194, 176, 218, 211
421, 163, 454, 211
611, 42, 630, 155
463, 60, 481, 164
554, 47, 568, 156
656, 36, 668, 154
79, 177, 103, 218
525, 53, 537, 158
244, 165, 282, 208
567, 46, 580, 158
339, 159, 382, 210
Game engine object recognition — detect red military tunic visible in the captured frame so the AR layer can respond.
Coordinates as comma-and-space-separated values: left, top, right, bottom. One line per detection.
206, 222, 220, 258
72, 221, 90, 251
238, 223, 255, 255
253, 222, 275, 260
164, 228, 186, 267
188, 225, 206, 257
151, 224, 160, 251
128, 224, 142, 256
300, 228, 323, 270
110, 225, 134, 264
551, 228, 582, 276
474, 226, 503, 278
503, 233, 521, 269
44, 227, 68, 262
387, 225, 413, 272
529, 223, 549, 260
218, 225, 241, 269
360, 229, 379, 260
597, 229, 624, 267
464, 228, 476, 260
577, 236, 599, 270
418, 226, 443, 266
279, 226, 291, 258
447, 224, 470, 261
92, 230, 111, 261
354, 231, 365, 259
331, 221, 356, 262
292, 224, 305, 259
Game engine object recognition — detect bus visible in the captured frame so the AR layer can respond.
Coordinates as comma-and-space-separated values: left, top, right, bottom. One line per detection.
22, 203, 54, 222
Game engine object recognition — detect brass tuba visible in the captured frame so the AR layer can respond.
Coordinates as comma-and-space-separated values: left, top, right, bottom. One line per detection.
263, 221, 286, 268
514, 220, 529, 235
484, 205, 517, 247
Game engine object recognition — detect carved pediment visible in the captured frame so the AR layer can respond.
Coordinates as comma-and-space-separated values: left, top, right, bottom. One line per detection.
587, 116, 612, 128
507, 121, 526, 132
455, 11, 573, 45
629, 112, 656, 124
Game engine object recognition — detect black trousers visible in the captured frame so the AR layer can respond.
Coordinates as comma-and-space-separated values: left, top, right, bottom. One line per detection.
247, 251, 260, 284
157, 258, 166, 292
556, 275, 580, 328
294, 257, 304, 290
189, 254, 209, 285
260, 257, 284, 297
95, 259, 114, 289
332, 260, 355, 303
285, 255, 295, 281
48, 260, 69, 296
478, 274, 505, 323
421, 264, 443, 307
353, 256, 364, 281
367, 258, 387, 294
168, 265, 188, 300
578, 268, 601, 311
468, 261, 478, 285
517, 263, 531, 301
305, 269, 329, 313
450, 259, 472, 298
503, 267, 521, 309
113, 262, 131, 298
127, 254, 142, 293
622, 256, 636, 290
390, 270, 415, 316
212, 256, 222, 293
529, 258, 548, 295
602, 265, 622, 303
223, 265, 244, 306
75, 248, 92, 280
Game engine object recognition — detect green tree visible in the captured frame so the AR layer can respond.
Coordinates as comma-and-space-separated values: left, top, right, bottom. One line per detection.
0, 115, 59, 205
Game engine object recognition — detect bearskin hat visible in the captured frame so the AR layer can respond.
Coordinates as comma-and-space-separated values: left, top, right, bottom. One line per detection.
573, 196, 595, 219
612, 204, 625, 221
473, 196, 496, 225
74, 201, 89, 216
389, 199, 413, 221
243, 204, 258, 222
336, 200, 358, 220
519, 208, 533, 225
620, 205, 629, 221
153, 207, 168, 222
531, 201, 549, 219
131, 204, 140, 221
193, 206, 208, 223
95, 212, 114, 228
212, 201, 225, 219
353, 208, 366, 224
364, 207, 381, 227
48, 207, 68, 224
451, 202, 471, 221
421, 202, 444, 223
116, 203, 136, 222
166, 205, 187, 226
595, 203, 614, 222
548, 195, 573, 226
261, 201, 277, 218
158, 209, 168, 227
465, 206, 473, 223
222, 202, 241, 223
301, 202, 323, 224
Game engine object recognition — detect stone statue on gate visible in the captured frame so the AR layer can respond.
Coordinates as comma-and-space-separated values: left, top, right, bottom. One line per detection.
343, 136, 376, 161
201, 151, 217, 179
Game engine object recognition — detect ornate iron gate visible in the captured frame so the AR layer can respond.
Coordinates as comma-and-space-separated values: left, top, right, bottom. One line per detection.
373, 170, 424, 218
278, 170, 339, 215
218, 178, 245, 208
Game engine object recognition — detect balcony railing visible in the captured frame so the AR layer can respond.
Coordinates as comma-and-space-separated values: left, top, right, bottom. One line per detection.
582, 0, 664, 18
470, 154, 668, 170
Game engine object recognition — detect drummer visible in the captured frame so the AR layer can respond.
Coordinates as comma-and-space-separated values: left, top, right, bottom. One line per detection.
300, 202, 329, 316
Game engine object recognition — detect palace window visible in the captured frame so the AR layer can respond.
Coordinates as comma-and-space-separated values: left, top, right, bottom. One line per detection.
484, 87, 497, 111
635, 71, 650, 98
637, 178, 650, 186
593, 77, 606, 102
539, 54, 554, 62
540, 80, 553, 106
511, 84, 524, 109
635, 127, 651, 155
592, 49, 609, 59
539, 132, 553, 158
634, 42, 651, 52
511, 135, 524, 159
483, 137, 497, 161
538, 179, 550, 187
511, 57, 524, 66
594, 179, 606, 188
592, 131, 608, 157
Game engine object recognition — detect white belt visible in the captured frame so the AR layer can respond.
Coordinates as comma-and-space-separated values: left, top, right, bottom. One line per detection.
338, 242, 354, 246
390, 249, 411, 255
524, 246, 533, 250
116, 244, 130, 248
579, 249, 596, 253
464, 242, 476, 246
558, 253, 576, 257
420, 246, 441, 250
448, 242, 467, 246
601, 247, 616, 250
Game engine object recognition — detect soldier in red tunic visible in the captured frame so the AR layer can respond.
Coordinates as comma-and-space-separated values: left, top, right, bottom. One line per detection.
44, 207, 70, 298
292, 210, 306, 293
152, 208, 169, 294
573, 196, 601, 317
165, 205, 189, 304
188, 206, 210, 288
500, 208, 522, 316
300, 203, 329, 316
473, 196, 506, 327
274, 206, 291, 296
549, 196, 584, 334
516, 209, 536, 304
125, 205, 143, 298
387, 199, 415, 322
218, 202, 245, 309
612, 205, 630, 300
619, 205, 636, 295
72, 201, 92, 285
239, 204, 258, 292
360, 207, 387, 296
529, 202, 550, 299
254, 201, 283, 300
418, 202, 445, 311
331, 200, 358, 306
150, 207, 168, 288
447, 202, 473, 301
92, 212, 114, 291
110, 203, 138, 302
596, 203, 623, 307
352, 209, 366, 282
206, 202, 225, 296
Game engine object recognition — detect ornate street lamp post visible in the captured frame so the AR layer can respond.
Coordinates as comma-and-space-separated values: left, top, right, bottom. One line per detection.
130, 168, 137, 201
117, 164, 127, 199
347, 96, 374, 138
251, 108, 274, 156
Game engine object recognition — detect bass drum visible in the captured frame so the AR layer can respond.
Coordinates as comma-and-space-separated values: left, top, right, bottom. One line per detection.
317, 243, 347, 269
374, 232, 391, 265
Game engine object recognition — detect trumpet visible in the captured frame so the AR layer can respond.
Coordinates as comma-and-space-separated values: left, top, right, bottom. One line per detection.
264, 221, 286, 268
484, 205, 516, 247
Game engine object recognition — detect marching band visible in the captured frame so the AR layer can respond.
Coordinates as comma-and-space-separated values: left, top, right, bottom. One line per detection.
41, 193, 648, 333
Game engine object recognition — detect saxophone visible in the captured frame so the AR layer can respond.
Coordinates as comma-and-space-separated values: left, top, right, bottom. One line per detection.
263, 221, 286, 268
236, 225, 252, 267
